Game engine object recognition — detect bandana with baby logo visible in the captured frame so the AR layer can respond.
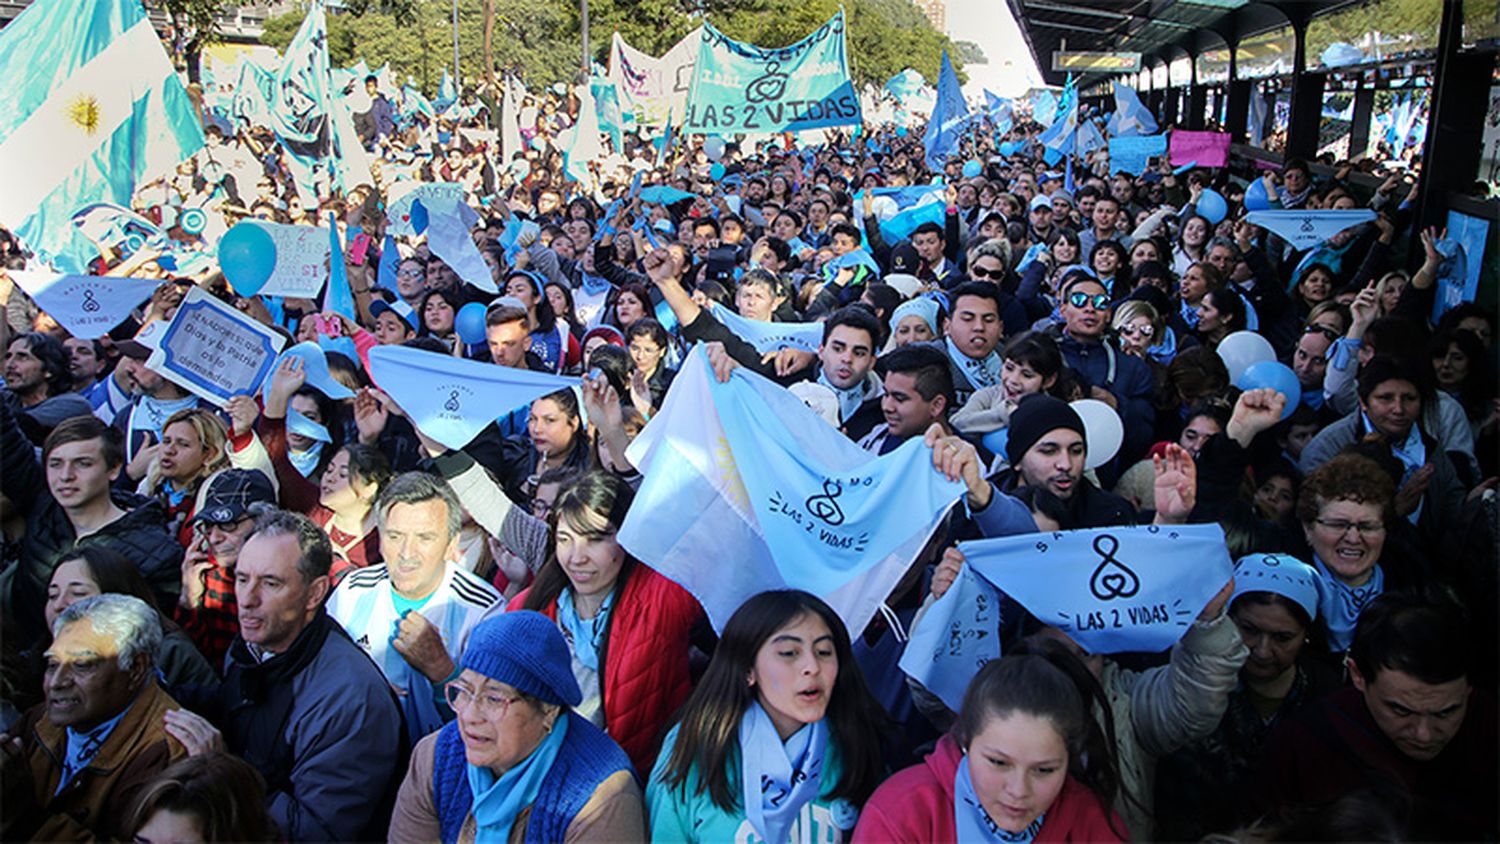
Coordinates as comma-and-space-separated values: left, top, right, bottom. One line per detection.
740, 700, 828, 844
954, 754, 1046, 843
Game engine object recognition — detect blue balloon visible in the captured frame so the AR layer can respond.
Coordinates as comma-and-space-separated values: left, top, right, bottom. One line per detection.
709, 162, 726, 181
1243, 178, 1272, 211
454, 302, 489, 346
981, 427, 1009, 461
218, 222, 277, 296
1197, 188, 1228, 225
962, 160, 982, 179
1236, 360, 1302, 420
895, 126, 909, 137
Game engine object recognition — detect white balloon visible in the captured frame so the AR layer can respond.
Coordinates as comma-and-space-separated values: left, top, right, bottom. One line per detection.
703, 136, 726, 161
1071, 399, 1124, 470
1216, 330, 1277, 383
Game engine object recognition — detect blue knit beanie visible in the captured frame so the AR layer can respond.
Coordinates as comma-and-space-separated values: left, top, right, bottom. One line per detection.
460, 611, 582, 707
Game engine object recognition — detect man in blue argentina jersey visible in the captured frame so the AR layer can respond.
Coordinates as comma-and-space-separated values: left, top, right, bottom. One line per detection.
326, 472, 501, 739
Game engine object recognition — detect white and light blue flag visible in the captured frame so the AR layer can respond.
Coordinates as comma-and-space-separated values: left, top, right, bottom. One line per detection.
1105, 82, 1158, 137
855, 185, 946, 245
685, 11, 861, 134
707, 303, 824, 354
619, 345, 965, 634
902, 523, 1234, 709
0, 0, 205, 268
8, 270, 159, 339
923, 50, 970, 172
368, 345, 579, 451
1245, 209, 1376, 251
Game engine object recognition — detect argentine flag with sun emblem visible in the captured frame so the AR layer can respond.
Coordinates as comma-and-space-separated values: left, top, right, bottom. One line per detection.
0, 0, 204, 269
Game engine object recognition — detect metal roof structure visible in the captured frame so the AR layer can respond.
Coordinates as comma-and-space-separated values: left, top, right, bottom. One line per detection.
1006, 0, 1368, 87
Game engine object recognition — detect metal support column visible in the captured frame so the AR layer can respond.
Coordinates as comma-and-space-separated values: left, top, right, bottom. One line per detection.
1348, 82, 1375, 161
1284, 14, 1325, 161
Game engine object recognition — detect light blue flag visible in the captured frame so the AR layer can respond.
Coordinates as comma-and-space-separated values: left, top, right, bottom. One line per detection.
685, 11, 861, 134
1038, 85, 1078, 155
322, 213, 356, 321
639, 185, 698, 206
1432, 209, 1490, 322
435, 68, 457, 111
400, 84, 435, 122
826, 247, 880, 276
232, 61, 277, 129
885, 69, 926, 103
1032, 90, 1058, 128
1105, 82, 1158, 137
9, 270, 160, 339
923, 51, 970, 172
707, 303, 824, 354
898, 565, 1003, 711
970, 524, 1231, 653
269, 0, 337, 197
376, 234, 400, 291
1108, 133, 1167, 175
269, 341, 355, 400
855, 185, 946, 244
368, 345, 579, 451
564, 82, 604, 185
985, 90, 1013, 135
0, 0, 205, 268
1245, 209, 1376, 251
591, 78, 625, 153
618, 345, 965, 634
1076, 118, 1106, 156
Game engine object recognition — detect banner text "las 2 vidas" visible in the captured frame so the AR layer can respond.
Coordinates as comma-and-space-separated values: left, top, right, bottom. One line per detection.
685, 12, 861, 134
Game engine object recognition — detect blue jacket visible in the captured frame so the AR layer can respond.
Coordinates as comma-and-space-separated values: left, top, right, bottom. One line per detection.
1054, 332, 1156, 481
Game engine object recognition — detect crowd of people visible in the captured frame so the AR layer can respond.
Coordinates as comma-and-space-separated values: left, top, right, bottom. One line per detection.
0, 61, 1496, 844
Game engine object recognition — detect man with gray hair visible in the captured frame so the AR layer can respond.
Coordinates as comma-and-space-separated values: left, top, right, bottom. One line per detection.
165, 509, 405, 841
0, 594, 188, 841
326, 471, 501, 737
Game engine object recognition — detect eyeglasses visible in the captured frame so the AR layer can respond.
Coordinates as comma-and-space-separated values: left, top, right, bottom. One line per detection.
1119, 323, 1155, 338
196, 515, 251, 535
1067, 292, 1111, 310
1314, 517, 1386, 537
969, 265, 1004, 280
396, 268, 425, 278
445, 682, 523, 717
1303, 324, 1341, 341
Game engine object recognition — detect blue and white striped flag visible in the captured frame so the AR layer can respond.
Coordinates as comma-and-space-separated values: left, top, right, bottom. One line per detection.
923, 50, 970, 172
1105, 82, 1158, 138
0, 0, 205, 268
619, 345, 964, 634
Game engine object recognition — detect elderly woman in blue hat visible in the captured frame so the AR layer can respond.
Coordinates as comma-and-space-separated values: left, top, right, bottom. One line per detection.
1153, 553, 1342, 839
388, 610, 644, 843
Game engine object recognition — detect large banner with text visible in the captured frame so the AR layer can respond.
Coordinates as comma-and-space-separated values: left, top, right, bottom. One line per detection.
684, 12, 861, 134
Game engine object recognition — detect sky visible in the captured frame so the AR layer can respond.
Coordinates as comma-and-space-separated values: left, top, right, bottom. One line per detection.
944, 0, 1045, 97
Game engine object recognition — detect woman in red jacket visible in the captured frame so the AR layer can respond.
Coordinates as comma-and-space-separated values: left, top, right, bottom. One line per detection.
509, 470, 703, 776
853, 641, 1127, 843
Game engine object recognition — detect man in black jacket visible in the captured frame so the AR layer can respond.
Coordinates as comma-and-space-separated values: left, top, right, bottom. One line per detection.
0, 390, 180, 642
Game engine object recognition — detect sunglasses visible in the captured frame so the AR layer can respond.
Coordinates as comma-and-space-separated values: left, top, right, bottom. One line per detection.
1303, 324, 1341, 340
1119, 323, 1155, 338
969, 265, 1004, 280
1067, 292, 1111, 310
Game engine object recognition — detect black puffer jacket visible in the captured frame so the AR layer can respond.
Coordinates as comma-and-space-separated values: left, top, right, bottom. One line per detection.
1, 388, 182, 641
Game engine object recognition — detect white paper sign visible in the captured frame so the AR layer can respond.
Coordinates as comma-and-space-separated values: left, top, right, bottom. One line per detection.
147, 286, 286, 406
253, 222, 331, 299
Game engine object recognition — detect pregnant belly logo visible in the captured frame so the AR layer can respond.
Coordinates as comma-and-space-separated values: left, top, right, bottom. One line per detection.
804, 480, 845, 526
81, 290, 101, 313
1088, 534, 1140, 600
745, 62, 789, 103
443, 390, 461, 412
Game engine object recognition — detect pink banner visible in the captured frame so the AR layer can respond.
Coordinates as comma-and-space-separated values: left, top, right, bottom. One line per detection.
1169, 130, 1232, 168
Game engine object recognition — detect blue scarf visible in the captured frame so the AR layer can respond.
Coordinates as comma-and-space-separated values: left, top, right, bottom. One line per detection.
1313, 555, 1385, 652
946, 337, 1003, 389
288, 442, 324, 478
954, 754, 1045, 842
1179, 297, 1200, 329
557, 588, 613, 671
1362, 412, 1426, 524
816, 371, 881, 424
740, 701, 828, 844
58, 707, 128, 794
467, 715, 570, 842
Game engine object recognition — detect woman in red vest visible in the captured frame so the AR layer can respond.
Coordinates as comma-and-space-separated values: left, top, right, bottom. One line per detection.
509, 471, 703, 776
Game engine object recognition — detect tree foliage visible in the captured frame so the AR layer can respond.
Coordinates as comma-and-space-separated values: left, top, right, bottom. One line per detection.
260, 0, 960, 94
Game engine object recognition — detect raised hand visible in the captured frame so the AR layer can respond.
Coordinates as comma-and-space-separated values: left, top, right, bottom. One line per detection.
353, 387, 389, 445
264, 355, 306, 418
925, 423, 991, 510
224, 394, 260, 438
1152, 442, 1197, 524
1226, 387, 1286, 448
931, 546, 965, 600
